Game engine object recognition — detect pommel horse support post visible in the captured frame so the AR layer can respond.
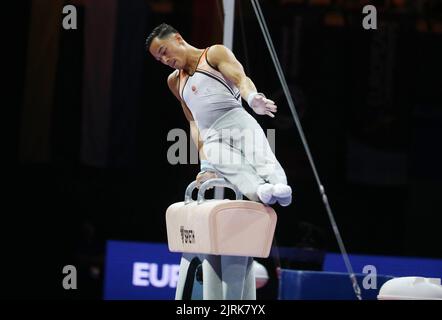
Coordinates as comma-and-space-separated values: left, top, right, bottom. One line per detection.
166, 178, 277, 300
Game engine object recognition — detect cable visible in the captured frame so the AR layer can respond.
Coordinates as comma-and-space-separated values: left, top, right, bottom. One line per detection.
250, 0, 362, 300
238, 0, 251, 75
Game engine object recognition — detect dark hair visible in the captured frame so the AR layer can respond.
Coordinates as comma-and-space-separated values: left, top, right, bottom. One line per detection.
145, 23, 178, 51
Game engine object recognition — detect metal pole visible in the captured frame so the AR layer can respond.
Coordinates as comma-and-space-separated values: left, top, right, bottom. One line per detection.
215, 0, 236, 199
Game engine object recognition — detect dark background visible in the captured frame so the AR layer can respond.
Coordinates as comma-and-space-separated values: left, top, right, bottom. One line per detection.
6, 0, 442, 299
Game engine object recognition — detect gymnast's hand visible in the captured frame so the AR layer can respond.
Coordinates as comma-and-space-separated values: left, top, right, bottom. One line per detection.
196, 171, 219, 189
248, 92, 277, 118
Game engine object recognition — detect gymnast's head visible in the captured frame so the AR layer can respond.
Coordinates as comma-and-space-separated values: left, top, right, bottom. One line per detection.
146, 23, 188, 69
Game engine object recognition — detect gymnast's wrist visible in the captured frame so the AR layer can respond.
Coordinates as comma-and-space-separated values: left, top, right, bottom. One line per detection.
200, 159, 215, 173
247, 91, 265, 108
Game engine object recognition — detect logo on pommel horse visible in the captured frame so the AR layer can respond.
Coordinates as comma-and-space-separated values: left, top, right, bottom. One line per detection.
180, 226, 196, 244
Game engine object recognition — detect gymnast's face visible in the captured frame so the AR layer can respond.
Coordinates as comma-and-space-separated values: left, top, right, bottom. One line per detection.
149, 33, 186, 70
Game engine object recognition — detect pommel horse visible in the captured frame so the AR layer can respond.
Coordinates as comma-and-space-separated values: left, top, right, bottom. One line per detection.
166, 178, 277, 300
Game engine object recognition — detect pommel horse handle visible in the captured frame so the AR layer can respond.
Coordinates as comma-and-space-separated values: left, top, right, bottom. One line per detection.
184, 178, 243, 205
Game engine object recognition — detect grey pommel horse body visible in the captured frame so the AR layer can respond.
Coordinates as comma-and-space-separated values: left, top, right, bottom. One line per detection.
166, 178, 277, 300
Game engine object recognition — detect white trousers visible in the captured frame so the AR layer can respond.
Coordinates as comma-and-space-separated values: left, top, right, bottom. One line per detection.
202, 108, 288, 201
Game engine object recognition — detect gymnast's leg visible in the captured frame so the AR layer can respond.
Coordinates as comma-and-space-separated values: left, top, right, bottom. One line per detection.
203, 108, 292, 205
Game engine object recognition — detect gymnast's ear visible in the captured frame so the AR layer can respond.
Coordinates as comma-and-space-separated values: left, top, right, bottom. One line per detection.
174, 33, 185, 44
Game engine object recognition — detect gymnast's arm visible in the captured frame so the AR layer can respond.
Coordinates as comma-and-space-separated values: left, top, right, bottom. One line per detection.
167, 70, 206, 161
167, 71, 217, 186
206, 44, 277, 118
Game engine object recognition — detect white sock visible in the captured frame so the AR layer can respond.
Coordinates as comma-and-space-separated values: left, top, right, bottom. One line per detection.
257, 183, 274, 204
276, 195, 292, 207
273, 183, 292, 198
268, 196, 277, 205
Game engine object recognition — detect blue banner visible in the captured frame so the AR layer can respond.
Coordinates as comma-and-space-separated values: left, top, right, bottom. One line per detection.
104, 241, 181, 300
324, 253, 442, 278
